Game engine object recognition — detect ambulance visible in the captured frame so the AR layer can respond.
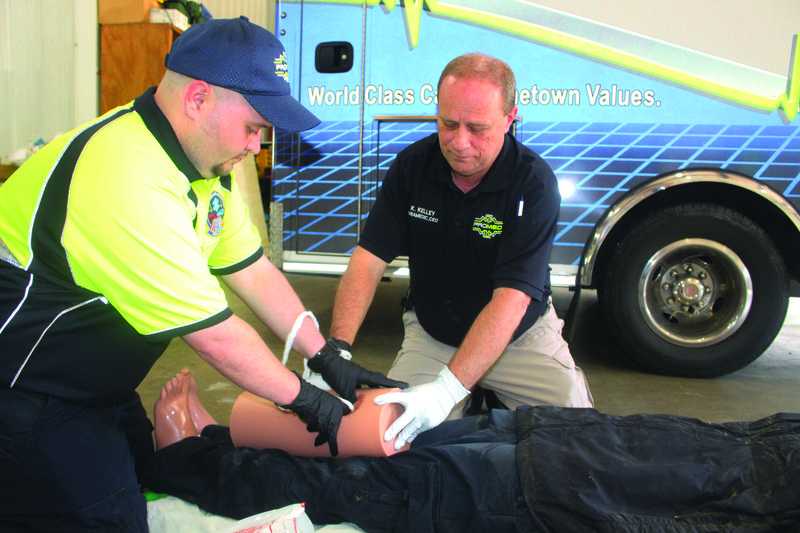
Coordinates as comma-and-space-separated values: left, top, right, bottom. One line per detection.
269, 0, 800, 378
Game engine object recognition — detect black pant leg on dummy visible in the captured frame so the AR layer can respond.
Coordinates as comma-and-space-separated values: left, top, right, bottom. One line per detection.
143, 425, 433, 532
143, 416, 534, 533
517, 407, 800, 532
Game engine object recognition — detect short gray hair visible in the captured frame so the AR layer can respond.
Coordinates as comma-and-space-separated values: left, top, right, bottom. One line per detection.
437, 53, 516, 114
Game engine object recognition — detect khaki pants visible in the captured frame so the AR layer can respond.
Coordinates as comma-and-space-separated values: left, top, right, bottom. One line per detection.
388, 301, 593, 417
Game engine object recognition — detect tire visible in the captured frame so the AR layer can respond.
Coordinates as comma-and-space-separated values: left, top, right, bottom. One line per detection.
600, 202, 789, 377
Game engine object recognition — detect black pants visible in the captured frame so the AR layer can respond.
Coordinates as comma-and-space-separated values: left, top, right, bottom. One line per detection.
0, 388, 154, 532
143, 410, 535, 533
144, 407, 800, 533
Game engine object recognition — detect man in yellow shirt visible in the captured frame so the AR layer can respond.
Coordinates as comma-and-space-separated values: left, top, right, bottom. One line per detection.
0, 17, 403, 532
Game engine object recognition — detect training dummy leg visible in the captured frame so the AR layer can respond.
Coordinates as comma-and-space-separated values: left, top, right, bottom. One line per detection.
153, 367, 409, 457
145, 370, 530, 533
230, 388, 409, 457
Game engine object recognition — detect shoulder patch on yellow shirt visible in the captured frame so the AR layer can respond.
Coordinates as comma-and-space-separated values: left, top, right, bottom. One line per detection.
206, 191, 224, 237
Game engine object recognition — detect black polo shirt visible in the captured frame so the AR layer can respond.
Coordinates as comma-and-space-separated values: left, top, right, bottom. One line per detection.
360, 132, 559, 347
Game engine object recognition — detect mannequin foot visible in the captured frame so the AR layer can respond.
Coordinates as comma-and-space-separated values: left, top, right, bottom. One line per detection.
187, 369, 218, 433
154, 369, 198, 450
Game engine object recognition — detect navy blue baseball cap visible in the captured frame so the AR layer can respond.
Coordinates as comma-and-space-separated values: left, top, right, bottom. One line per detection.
165, 16, 320, 132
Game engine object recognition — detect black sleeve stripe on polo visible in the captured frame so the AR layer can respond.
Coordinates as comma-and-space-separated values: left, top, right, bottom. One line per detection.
210, 247, 263, 276
146, 306, 234, 342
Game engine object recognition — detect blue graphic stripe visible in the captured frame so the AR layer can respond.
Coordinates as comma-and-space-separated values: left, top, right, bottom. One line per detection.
273, 122, 800, 262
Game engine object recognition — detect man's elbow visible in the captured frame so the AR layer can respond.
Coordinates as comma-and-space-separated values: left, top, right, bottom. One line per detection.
347, 245, 388, 279
493, 286, 533, 312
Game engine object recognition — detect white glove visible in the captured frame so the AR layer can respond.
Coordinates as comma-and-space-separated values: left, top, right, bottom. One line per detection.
374, 365, 470, 450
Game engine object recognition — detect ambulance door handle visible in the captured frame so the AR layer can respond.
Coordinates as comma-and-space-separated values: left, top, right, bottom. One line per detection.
315, 41, 354, 73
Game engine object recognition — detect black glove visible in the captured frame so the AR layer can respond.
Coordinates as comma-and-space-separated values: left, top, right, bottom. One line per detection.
307, 338, 409, 404
279, 372, 352, 456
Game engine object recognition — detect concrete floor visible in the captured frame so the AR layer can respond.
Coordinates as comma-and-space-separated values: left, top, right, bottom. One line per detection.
137, 273, 800, 429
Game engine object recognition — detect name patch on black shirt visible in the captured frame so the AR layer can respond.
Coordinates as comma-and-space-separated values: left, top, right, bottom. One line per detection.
408, 205, 439, 223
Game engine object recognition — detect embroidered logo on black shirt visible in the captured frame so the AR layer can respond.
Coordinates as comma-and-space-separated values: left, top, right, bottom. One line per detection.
472, 214, 503, 239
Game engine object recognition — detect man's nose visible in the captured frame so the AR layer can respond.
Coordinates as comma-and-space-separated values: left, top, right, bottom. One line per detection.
246, 131, 262, 154
452, 126, 471, 150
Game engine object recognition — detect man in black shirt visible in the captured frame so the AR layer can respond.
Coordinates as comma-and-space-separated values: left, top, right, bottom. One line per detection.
330, 53, 592, 449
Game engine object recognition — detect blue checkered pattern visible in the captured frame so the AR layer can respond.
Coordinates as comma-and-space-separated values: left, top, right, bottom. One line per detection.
273, 121, 800, 265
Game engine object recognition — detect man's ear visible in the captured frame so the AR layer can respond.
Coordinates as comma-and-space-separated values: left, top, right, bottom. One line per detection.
505, 105, 518, 133
184, 80, 212, 120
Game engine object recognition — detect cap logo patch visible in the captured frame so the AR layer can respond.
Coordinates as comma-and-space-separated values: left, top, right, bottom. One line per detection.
207, 191, 225, 237
274, 51, 289, 82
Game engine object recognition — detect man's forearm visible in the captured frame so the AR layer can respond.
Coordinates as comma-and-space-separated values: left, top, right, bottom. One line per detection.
183, 314, 301, 405
448, 287, 531, 389
223, 256, 326, 358
330, 246, 388, 344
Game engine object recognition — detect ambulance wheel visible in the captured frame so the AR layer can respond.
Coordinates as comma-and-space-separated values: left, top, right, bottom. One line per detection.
600, 202, 789, 377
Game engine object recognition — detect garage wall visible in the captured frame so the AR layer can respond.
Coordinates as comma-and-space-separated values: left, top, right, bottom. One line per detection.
0, 0, 97, 160
0, 0, 273, 161
203, 0, 274, 32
